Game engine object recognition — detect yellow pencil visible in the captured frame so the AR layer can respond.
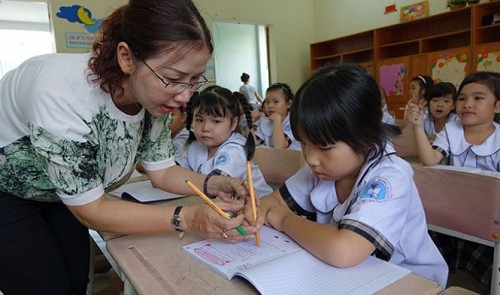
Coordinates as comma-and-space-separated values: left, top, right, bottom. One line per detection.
246, 162, 260, 245
185, 180, 247, 236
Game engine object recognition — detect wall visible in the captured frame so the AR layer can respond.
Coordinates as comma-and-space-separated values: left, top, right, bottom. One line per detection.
193, 0, 314, 93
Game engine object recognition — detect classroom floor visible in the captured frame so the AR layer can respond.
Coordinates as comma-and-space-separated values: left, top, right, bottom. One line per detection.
90, 265, 491, 295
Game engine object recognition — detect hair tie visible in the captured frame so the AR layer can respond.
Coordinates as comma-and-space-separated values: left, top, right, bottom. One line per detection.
418, 75, 427, 85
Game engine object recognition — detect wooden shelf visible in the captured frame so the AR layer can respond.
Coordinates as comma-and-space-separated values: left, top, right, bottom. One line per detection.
310, 1, 500, 118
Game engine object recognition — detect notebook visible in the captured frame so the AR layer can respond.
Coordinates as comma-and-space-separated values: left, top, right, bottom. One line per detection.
109, 180, 186, 203
183, 226, 411, 295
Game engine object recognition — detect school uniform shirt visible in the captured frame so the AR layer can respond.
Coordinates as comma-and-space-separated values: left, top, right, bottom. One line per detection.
381, 110, 397, 126
432, 120, 500, 171
255, 113, 301, 151
0, 53, 175, 205
281, 146, 448, 288
175, 132, 273, 198
423, 112, 458, 138
172, 127, 189, 156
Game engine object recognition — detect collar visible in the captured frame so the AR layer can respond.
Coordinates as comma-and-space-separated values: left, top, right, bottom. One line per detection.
447, 121, 500, 156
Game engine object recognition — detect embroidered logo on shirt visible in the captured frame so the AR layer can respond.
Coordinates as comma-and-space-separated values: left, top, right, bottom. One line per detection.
215, 153, 229, 165
359, 179, 389, 201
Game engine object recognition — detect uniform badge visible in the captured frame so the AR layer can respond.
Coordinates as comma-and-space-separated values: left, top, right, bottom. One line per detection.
215, 153, 229, 165
359, 179, 390, 201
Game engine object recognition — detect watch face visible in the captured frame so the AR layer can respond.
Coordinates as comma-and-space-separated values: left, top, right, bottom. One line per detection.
172, 218, 181, 228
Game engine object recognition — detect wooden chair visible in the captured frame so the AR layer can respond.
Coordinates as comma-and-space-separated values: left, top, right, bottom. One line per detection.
412, 165, 500, 294
253, 147, 305, 186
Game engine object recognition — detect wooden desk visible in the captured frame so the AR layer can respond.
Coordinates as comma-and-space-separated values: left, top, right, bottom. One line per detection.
105, 198, 443, 295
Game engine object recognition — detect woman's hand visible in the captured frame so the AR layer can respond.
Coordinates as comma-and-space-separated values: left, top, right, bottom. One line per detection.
183, 202, 258, 242
206, 175, 249, 202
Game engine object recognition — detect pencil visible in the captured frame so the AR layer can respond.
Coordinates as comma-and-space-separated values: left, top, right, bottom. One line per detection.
184, 180, 247, 236
246, 162, 260, 245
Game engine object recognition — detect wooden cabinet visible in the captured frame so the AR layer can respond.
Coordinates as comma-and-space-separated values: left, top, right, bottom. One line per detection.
310, 1, 500, 118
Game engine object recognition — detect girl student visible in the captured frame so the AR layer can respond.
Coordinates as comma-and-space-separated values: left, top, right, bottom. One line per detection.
403, 75, 434, 128
171, 104, 189, 156
407, 71, 500, 287
423, 82, 459, 142
254, 83, 301, 150
249, 64, 448, 288
176, 86, 273, 198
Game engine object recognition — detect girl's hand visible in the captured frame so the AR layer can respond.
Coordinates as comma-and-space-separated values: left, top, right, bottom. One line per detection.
405, 102, 424, 128
269, 112, 283, 123
265, 205, 294, 232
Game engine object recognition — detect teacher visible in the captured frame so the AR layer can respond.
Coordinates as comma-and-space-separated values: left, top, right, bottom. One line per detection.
0, 0, 256, 294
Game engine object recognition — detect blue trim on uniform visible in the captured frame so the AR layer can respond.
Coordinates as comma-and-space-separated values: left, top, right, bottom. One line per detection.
279, 185, 316, 221
340, 219, 393, 261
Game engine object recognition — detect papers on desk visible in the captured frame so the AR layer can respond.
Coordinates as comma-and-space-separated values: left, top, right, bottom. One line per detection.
109, 180, 186, 203
183, 226, 411, 295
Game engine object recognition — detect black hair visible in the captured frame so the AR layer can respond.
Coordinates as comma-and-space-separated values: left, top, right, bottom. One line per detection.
428, 82, 457, 102
266, 83, 294, 102
410, 75, 434, 101
89, 0, 213, 97
457, 71, 500, 123
185, 86, 254, 146
290, 63, 401, 160
240, 73, 250, 83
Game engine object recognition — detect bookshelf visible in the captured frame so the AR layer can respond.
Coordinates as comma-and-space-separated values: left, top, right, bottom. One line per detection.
310, 1, 500, 118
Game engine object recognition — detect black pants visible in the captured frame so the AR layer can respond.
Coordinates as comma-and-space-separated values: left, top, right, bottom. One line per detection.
0, 191, 89, 295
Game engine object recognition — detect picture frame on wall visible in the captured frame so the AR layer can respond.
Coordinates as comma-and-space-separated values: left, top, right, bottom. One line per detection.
400, 1, 429, 23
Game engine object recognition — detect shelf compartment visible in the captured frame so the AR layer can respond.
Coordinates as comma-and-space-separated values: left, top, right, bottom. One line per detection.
310, 31, 373, 59
475, 23, 500, 44
377, 41, 419, 59
421, 30, 471, 53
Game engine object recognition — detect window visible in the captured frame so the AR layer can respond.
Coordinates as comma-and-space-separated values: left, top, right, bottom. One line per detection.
0, 1, 54, 79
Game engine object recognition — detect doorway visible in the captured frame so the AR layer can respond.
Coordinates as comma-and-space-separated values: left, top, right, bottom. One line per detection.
211, 21, 269, 100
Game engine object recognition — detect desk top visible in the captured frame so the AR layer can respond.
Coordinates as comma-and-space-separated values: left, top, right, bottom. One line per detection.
106, 198, 443, 295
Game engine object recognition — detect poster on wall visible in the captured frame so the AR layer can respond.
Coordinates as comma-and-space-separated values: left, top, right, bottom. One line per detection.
431, 53, 468, 90
379, 63, 407, 97
400, 1, 428, 23
56, 4, 102, 49
476, 51, 500, 72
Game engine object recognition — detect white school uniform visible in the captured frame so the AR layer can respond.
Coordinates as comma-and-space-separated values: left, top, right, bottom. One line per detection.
172, 127, 189, 156
432, 120, 500, 171
255, 113, 301, 150
423, 112, 459, 138
175, 132, 273, 198
281, 145, 448, 288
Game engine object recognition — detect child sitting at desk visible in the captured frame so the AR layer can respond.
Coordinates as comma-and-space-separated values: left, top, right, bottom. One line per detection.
254, 83, 301, 150
176, 86, 273, 198
251, 63, 448, 288
422, 82, 459, 142
406, 71, 500, 287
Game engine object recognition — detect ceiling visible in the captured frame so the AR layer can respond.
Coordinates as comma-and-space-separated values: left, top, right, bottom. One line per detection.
0, 0, 49, 23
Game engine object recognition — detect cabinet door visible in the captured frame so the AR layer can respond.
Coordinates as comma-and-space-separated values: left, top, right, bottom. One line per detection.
376, 56, 410, 119
427, 47, 471, 90
474, 43, 500, 72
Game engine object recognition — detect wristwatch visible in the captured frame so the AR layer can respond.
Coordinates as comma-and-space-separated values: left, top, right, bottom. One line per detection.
171, 206, 184, 239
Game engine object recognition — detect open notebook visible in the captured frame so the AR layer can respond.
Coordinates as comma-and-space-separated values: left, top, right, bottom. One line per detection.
109, 180, 186, 203
183, 226, 411, 295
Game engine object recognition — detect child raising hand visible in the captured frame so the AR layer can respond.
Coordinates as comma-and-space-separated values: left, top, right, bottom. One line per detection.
251, 64, 448, 288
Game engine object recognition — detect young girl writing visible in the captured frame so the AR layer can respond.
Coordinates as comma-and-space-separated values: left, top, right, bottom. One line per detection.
176, 86, 273, 198
251, 64, 448, 288
423, 82, 459, 142
255, 83, 301, 150
407, 71, 500, 287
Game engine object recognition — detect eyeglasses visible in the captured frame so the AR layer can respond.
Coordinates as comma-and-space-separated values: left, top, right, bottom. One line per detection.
141, 59, 208, 93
